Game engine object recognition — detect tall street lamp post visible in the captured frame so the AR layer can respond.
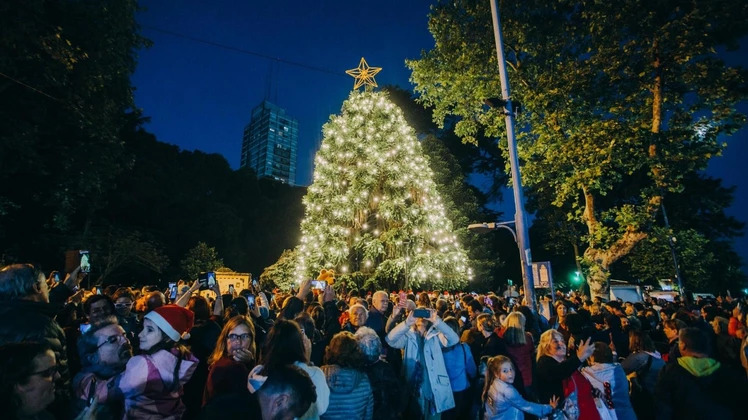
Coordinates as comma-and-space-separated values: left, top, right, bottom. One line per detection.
487, 0, 536, 310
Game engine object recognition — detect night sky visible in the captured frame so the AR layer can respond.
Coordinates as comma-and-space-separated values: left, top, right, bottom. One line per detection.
132, 0, 748, 275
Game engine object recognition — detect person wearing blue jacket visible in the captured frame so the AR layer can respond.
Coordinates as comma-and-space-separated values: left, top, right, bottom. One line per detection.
441, 317, 477, 420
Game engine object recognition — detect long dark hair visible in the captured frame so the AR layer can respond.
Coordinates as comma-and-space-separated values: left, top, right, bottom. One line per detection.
260, 319, 307, 371
146, 333, 192, 392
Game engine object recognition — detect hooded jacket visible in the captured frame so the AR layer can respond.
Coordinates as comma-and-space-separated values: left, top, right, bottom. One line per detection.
655, 356, 747, 419
320, 365, 373, 420
386, 318, 460, 414
581, 363, 637, 420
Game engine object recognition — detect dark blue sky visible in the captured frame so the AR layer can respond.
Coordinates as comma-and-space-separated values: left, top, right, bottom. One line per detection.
132, 0, 748, 279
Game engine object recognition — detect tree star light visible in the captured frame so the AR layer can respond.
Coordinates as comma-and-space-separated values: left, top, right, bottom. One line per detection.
345, 57, 382, 90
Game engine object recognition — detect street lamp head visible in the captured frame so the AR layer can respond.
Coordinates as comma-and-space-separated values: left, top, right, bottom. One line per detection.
467, 223, 493, 234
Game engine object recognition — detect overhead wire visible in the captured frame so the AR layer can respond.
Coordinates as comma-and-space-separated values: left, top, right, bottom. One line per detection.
139, 25, 348, 78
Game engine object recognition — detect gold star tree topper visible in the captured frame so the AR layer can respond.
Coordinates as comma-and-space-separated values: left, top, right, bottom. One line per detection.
345, 57, 382, 90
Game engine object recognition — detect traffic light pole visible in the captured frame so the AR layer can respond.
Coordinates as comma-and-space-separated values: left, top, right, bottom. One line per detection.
489, 0, 536, 311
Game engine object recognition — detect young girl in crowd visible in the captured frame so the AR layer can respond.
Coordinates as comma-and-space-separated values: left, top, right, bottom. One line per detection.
483, 355, 558, 420
116, 305, 198, 418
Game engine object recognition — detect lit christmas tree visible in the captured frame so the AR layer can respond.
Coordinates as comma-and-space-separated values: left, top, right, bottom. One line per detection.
292, 58, 472, 291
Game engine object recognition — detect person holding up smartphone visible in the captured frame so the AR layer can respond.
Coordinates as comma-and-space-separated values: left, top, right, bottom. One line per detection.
386, 306, 460, 417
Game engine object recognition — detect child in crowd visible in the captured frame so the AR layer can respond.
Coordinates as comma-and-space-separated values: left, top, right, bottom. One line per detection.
483, 355, 558, 420
115, 305, 198, 418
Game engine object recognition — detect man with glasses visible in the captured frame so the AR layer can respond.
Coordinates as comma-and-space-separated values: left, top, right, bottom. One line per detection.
73, 317, 133, 418
0, 342, 61, 418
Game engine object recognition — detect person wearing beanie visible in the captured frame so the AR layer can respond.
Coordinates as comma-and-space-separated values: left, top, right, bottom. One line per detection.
115, 304, 199, 418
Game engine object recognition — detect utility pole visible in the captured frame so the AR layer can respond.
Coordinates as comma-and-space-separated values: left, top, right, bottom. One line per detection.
488, 0, 536, 310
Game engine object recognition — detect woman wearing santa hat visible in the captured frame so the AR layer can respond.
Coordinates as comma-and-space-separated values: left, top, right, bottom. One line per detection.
115, 304, 198, 419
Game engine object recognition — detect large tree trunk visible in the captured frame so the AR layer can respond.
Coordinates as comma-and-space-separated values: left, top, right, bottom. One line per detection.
581, 185, 648, 300
583, 228, 648, 300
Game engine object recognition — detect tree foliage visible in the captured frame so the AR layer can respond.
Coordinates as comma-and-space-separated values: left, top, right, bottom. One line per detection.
0, 0, 149, 235
409, 0, 748, 297
618, 174, 746, 292
260, 249, 298, 291
293, 90, 472, 291
180, 242, 223, 280
92, 229, 170, 285
384, 86, 506, 290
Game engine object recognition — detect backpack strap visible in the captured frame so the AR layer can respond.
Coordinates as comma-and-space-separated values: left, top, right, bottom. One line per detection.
638, 355, 654, 376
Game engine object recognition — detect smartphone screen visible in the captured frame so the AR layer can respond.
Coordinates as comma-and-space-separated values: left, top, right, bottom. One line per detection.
80, 250, 91, 273
247, 294, 255, 307
229, 285, 235, 294
169, 282, 177, 299
199, 272, 215, 290
312, 280, 326, 290
79, 323, 92, 334
399, 291, 407, 306
413, 308, 430, 318
53, 272, 61, 283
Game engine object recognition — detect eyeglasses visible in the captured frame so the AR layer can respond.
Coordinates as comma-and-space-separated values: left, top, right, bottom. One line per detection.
227, 333, 252, 342
30, 365, 60, 379
96, 333, 127, 350
114, 302, 133, 308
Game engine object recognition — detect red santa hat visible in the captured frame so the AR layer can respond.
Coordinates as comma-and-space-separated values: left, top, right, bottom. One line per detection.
144, 304, 194, 342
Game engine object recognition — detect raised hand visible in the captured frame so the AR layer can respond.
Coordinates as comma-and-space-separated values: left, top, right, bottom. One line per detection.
576, 337, 594, 362
232, 348, 254, 364
427, 308, 439, 323
63, 266, 83, 291
405, 310, 416, 327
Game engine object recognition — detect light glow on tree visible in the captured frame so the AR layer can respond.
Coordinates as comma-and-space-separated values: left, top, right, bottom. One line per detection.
294, 90, 472, 289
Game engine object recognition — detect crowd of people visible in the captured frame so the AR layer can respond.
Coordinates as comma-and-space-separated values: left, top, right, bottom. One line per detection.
1, 262, 747, 419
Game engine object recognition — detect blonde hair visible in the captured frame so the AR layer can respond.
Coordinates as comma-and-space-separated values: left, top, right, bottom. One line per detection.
504, 312, 527, 346
537, 329, 564, 361
482, 355, 513, 403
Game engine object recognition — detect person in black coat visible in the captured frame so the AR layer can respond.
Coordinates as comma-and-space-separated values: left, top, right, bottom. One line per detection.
655, 327, 747, 419
355, 326, 403, 420
605, 314, 630, 358
535, 329, 596, 405
0, 263, 84, 419
461, 313, 508, 364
